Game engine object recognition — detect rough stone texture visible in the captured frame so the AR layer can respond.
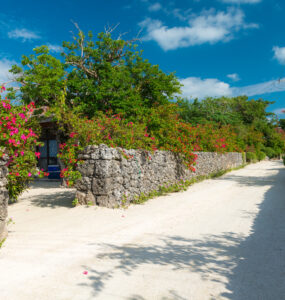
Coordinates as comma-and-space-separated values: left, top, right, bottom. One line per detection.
0, 150, 9, 241
75, 144, 243, 208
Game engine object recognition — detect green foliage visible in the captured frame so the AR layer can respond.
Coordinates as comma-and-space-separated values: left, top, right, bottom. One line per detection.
282, 155, 285, 165
178, 96, 285, 157
242, 152, 246, 164
8, 46, 65, 106
280, 119, 285, 130
246, 152, 257, 163
72, 198, 79, 207
178, 96, 273, 126
256, 151, 266, 161
0, 238, 6, 249
62, 30, 181, 118
9, 29, 180, 119
264, 147, 277, 159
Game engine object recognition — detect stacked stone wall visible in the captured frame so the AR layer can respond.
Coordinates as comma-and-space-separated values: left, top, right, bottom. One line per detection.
75, 144, 243, 207
0, 151, 9, 241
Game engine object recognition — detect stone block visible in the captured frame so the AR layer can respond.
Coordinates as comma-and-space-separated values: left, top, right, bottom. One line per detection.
92, 178, 112, 195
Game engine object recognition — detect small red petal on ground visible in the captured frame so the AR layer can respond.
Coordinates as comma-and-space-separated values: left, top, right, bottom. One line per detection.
121, 215, 125, 218
83, 271, 88, 275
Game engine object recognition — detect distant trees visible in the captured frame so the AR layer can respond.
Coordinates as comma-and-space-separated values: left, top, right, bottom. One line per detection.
178, 96, 285, 158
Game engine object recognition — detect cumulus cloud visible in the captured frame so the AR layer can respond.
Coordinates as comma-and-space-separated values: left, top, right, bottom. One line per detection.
180, 77, 232, 99
148, 3, 162, 12
139, 8, 258, 50
180, 76, 285, 99
227, 73, 240, 81
221, 0, 261, 3
0, 58, 15, 84
273, 46, 285, 65
8, 28, 40, 42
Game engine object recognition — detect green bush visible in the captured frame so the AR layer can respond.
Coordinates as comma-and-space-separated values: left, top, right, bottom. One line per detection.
264, 147, 276, 159
256, 151, 266, 161
242, 152, 246, 164
246, 152, 257, 163
282, 155, 285, 165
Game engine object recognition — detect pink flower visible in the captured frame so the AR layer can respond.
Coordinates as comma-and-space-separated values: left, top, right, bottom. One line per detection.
28, 172, 32, 177
21, 134, 27, 141
70, 132, 77, 138
83, 271, 88, 275
18, 113, 26, 120
35, 152, 41, 159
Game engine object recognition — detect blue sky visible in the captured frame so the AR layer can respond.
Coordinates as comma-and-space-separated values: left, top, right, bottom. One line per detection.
0, 0, 285, 116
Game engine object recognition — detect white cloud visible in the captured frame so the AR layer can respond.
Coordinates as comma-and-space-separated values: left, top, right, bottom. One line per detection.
8, 28, 40, 42
232, 78, 285, 96
227, 73, 240, 81
140, 8, 258, 50
46, 43, 63, 53
180, 77, 232, 98
221, 0, 261, 3
148, 3, 162, 12
0, 58, 15, 84
180, 76, 285, 99
273, 46, 285, 65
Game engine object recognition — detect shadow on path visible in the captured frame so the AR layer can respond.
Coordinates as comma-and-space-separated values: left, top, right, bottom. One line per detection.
221, 161, 285, 300
19, 181, 76, 208
79, 161, 285, 299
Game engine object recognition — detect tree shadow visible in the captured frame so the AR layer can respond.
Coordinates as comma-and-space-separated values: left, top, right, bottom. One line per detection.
18, 181, 76, 208
28, 190, 75, 208
79, 161, 285, 299
79, 232, 244, 298
221, 161, 285, 300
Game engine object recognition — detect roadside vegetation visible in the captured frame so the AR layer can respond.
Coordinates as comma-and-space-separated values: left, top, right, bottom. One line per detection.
1, 27, 285, 198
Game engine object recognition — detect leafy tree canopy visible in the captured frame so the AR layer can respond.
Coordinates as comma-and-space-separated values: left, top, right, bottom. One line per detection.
8, 27, 181, 119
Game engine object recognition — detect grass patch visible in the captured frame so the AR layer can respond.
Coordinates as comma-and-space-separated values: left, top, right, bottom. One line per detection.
0, 238, 6, 249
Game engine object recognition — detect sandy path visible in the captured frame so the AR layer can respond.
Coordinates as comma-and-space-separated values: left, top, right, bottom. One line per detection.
0, 161, 284, 300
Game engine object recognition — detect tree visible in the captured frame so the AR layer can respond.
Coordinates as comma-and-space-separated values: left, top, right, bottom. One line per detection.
8, 27, 181, 119
8, 46, 65, 107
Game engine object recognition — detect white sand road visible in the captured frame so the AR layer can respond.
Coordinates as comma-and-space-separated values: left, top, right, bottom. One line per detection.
0, 160, 284, 300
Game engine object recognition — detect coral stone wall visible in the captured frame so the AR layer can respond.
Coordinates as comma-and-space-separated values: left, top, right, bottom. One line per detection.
0, 152, 9, 241
75, 144, 243, 208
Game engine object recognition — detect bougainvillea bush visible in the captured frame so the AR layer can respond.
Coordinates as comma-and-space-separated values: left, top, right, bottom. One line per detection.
0, 89, 46, 200
57, 110, 159, 186
57, 103, 241, 185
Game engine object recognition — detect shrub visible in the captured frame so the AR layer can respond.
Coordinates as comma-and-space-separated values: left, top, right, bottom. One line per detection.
246, 152, 257, 163
57, 111, 160, 186
0, 91, 46, 200
256, 151, 266, 161
282, 155, 285, 165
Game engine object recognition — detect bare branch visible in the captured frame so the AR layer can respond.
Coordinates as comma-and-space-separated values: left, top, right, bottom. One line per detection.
104, 23, 120, 34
